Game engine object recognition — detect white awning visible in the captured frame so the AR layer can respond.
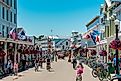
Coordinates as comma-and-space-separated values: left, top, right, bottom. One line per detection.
96, 39, 107, 45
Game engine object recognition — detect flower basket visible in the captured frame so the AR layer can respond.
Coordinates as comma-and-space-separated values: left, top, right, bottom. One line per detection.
80, 49, 84, 53
24, 49, 29, 54
99, 50, 107, 56
109, 40, 121, 50
0, 51, 6, 57
91, 50, 97, 55
17, 49, 22, 53
84, 48, 88, 53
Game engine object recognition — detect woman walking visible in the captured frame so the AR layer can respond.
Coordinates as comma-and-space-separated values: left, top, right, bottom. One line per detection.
34, 59, 39, 72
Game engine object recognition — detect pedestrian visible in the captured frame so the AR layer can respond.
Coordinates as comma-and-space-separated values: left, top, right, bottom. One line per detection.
46, 53, 51, 71
113, 54, 117, 72
68, 53, 71, 62
13, 62, 18, 76
34, 59, 39, 72
76, 63, 84, 81
0, 66, 4, 79
7, 59, 13, 75
72, 56, 77, 70
55, 52, 58, 62
39, 57, 43, 69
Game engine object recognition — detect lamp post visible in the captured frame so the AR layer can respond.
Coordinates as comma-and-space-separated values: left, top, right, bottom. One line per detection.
115, 19, 120, 75
85, 42, 88, 58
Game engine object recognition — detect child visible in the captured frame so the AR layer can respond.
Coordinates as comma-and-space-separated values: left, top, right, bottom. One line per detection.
76, 63, 84, 81
14, 62, 18, 76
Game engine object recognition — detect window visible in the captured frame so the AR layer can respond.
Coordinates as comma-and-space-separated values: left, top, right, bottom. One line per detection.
14, 0, 16, 9
2, 25, 5, 37
10, 0, 12, 7
10, 12, 12, 22
6, 0, 9, 5
2, 7, 5, 19
66, 42, 68, 45
6, 9, 9, 21
6, 27, 9, 38
14, 14, 16, 24
62, 45, 64, 49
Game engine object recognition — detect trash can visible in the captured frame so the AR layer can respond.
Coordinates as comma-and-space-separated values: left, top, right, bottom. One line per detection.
107, 62, 115, 74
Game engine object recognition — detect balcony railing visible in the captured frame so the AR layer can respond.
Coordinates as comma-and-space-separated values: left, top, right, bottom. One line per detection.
0, 0, 10, 9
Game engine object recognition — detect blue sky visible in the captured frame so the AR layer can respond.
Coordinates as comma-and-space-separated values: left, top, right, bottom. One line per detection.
18, 0, 104, 37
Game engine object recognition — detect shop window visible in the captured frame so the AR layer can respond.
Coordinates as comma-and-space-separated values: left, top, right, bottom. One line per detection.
6, 9, 9, 21
2, 7, 5, 19
66, 42, 68, 45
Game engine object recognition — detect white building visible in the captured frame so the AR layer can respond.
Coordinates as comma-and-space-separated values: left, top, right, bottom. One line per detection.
53, 38, 71, 51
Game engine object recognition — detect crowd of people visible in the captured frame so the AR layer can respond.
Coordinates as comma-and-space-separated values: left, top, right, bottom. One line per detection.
34, 51, 59, 72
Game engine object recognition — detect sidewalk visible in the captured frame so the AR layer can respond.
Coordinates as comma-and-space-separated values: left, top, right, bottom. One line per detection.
1, 69, 30, 81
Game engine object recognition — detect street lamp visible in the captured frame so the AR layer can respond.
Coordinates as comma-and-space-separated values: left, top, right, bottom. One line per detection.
85, 42, 88, 58
115, 19, 120, 75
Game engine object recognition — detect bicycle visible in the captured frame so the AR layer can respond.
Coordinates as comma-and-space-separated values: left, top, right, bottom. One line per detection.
92, 65, 101, 78
98, 69, 111, 81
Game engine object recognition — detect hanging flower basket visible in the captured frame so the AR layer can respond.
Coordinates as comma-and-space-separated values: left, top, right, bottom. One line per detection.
17, 49, 22, 53
109, 40, 121, 50
91, 50, 97, 55
99, 50, 107, 56
24, 49, 30, 54
80, 49, 84, 53
0, 51, 6, 57
30, 50, 33, 54
84, 48, 88, 53
34, 50, 38, 54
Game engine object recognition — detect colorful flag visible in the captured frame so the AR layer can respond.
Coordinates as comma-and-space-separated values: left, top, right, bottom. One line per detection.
18, 29, 26, 40
92, 30, 100, 43
93, 30, 100, 36
9, 27, 17, 40
96, 36, 100, 42
90, 33, 96, 45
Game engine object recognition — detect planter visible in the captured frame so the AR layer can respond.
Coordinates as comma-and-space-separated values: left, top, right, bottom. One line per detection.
109, 40, 121, 50
99, 50, 107, 56
91, 50, 97, 55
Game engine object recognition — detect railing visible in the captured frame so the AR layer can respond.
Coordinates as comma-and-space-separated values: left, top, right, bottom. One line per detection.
0, 0, 10, 9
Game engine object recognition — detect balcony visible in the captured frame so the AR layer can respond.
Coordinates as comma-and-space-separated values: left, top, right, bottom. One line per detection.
0, 0, 10, 9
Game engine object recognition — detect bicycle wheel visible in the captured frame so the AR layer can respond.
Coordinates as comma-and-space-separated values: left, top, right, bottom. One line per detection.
107, 72, 111, 80
92, 69, 98, 78
98, 72, 104, 81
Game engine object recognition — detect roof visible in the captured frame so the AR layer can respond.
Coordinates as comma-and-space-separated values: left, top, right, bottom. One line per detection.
53, 39, 69, 47
86, 16, 100, 27
53, 39, 63, 44
17, 28, 23, 33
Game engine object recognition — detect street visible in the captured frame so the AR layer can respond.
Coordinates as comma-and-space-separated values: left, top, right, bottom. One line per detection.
2, 59, 99, 81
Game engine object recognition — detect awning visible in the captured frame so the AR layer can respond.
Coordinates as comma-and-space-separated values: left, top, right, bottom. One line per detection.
96, 39, 107, 45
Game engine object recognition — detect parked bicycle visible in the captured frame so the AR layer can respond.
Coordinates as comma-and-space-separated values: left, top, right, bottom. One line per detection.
91, 63, 111, 81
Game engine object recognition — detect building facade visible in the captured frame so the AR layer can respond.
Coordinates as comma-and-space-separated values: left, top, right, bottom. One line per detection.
98, 1, 121, 62
85, 16, 100, 49
0, 0, 17, 38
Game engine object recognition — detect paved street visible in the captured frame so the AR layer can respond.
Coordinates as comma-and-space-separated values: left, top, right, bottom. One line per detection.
2, 59, 99, 81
